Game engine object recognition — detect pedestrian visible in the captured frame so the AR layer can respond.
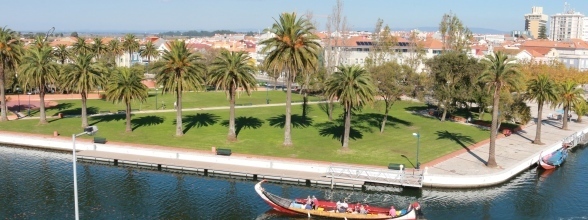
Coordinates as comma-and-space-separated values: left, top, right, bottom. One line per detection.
174, 101, 177, 110
467, 117, 471, 123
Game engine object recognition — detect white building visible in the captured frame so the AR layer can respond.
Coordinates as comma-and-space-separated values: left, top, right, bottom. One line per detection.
549, 10, 584, 41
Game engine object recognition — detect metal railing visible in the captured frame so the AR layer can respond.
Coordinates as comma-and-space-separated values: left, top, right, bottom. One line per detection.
326, 165, 423, 188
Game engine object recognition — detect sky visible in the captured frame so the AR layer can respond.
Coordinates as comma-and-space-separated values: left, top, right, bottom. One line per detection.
2, 0, 588, 34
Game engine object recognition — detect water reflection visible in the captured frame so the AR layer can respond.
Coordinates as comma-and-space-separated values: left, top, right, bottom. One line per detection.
0, 145, 587, 219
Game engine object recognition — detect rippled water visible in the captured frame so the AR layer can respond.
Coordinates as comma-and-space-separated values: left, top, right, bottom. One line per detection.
0, 145, 587, 220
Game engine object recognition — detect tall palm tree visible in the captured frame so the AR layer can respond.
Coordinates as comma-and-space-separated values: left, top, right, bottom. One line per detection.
555, 80, 584, 130
573, 100, 588, 123
324, 65, 376, 149
479, 52, 522, 167
72, 37, 90, 55
61, 53, 105, 127
260, 12, 321, 146
139, 41, 159, 77
151, 40, 206, 136
19, 45, 59, 124
0, 27, 23, 121
525, 74, 557, 145
105, 67, 148, 132
208, 50, 257, 141
53, 44, 70, 64
108, 39, 124, 65
122, 34, 139, 67
91, 37, 108, 59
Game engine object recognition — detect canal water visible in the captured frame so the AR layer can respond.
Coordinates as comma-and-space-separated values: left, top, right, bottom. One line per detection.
0, 145, 587, 220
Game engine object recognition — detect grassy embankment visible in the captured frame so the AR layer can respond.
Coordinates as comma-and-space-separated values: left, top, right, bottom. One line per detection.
0, 91, 491, 167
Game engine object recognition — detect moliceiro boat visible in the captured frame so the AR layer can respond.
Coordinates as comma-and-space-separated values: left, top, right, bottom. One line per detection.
538, 144, 570, 170
255, 180, 420, 219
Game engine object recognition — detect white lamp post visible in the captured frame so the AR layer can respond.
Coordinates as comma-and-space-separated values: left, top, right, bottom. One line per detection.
72, 125, 98, 220
412, 132, 421, 170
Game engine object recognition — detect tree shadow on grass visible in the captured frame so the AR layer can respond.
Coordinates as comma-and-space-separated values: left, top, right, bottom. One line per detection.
355, 113, 412, 129
89, 114, 127, 126
48, 103, 74, 112
54, 107, 99, 116
221, 116, 264, 137
435, 130, 487, 165
314, 120, 364, 145
131, 116, 165, 131
176, 113, 220, 134
267, 114, 313, 129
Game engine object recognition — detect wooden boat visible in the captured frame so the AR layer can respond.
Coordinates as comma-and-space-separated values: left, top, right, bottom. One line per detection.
294, 198, 391, 215
255, 180, 419, 220
538, 146, 569, 170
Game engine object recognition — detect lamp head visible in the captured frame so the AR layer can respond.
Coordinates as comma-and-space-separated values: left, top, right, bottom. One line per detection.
412, 133, 419, 137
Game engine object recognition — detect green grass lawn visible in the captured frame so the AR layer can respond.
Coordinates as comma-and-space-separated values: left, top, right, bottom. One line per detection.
28, 90, 322, 117
0, 100, 491, 167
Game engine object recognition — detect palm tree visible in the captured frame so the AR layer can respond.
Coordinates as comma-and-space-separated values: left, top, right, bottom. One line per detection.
91, 37, 108, 59
324, 65, 376, 149
107, 39, 124, 65
151, 40, 206, 136
19, 45, 59, 124
122, 34, 139, 67
479, 52, 522, 167
139, 41, 159, 64
260, 12, 321, 146
573, 100, 588, 123
72, 37, 89, 55
53, 44, 70, 64
61, 53, 105, 127
105, 67, 148, 132
525, 74, 557, 145
554, 80, 584, 130
0, 27, 23, 121
208, 50, 257, 141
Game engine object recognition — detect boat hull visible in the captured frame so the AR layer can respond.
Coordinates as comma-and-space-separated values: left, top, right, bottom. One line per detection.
538, 148, 568, 170
255, 180, 418, 220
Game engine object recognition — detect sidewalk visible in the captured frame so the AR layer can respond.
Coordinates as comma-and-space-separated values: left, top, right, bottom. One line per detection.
421, 101, 588, 187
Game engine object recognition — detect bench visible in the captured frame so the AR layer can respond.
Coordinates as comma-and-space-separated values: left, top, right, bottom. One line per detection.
388, 163, 404, 170
216, 148, 232, 156
117, 110, 126, 114
93, 137, 107, 144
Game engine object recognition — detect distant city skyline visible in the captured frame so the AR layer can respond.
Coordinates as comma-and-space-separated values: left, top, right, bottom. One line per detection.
2, 0, 588, 34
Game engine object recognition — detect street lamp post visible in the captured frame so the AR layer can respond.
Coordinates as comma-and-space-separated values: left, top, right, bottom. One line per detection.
266, 83, 269, 104
27, 92, 31, 117
155, 88, 158, 110
16, 86, 21, 112
72, 125, 99, 220
412, 132, 421, 170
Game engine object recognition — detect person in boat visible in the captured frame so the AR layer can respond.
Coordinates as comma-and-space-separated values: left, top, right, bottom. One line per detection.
305, 196, 312, 210
359, 205, 367, 214
389, 206, 396, 217
311, 195, 319, 210
335, 201, 342, 213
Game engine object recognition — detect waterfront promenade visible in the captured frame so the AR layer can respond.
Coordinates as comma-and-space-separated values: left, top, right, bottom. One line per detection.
0, 100, 586, 189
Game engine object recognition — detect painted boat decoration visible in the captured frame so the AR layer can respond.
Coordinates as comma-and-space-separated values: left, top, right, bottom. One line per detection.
255, 180, 420, 219
538, 145, 569, 170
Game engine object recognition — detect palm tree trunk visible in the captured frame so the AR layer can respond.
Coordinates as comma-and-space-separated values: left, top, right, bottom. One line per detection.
283, 72, 293, 147
227, 86, 237, 141
175, 80, 183, 136
39, 90, 47, 124
563, 105, 569, 130
302, 94, 308, 118
578, 114, 583, 123
381, 103, 389, 133
125, 100, 132, 132
342, 106, 351, 149
533, 102, 544, 145
487, 87, 500, 167
0, 63, 7, 121
81, 92, 88, 128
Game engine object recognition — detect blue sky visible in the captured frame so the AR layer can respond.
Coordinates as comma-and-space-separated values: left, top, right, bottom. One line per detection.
2, 0, 588, 33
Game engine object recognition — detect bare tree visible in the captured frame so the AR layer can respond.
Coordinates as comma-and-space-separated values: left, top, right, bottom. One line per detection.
323, 0, 349, 120
439, 11, 472, 52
